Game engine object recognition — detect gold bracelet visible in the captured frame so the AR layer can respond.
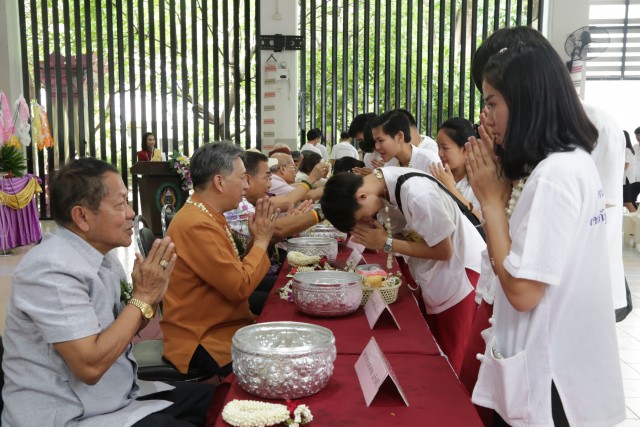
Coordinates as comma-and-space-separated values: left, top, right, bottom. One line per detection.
300, 181, 311, 191
312, 209, 320, 223
301, 179, 314, 190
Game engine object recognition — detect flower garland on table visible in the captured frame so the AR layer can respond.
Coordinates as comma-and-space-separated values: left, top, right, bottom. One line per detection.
168, 150, 193, 191
222, 399, 313, 427
186, 196, 240, 260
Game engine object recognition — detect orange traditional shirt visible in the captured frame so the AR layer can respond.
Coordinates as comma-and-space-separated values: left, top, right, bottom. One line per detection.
161, 193, 270, 372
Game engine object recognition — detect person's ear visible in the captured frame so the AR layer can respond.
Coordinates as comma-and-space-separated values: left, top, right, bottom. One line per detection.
70, 205, 92, 233
212, 174, 225, 192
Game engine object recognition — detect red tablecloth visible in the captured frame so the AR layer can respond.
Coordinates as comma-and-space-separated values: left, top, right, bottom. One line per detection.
214, 354, 482, 426
212, 248, 483, 426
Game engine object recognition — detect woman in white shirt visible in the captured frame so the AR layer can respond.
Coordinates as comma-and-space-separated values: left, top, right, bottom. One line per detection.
465, 41, 624, 426
430, 117, 482, 220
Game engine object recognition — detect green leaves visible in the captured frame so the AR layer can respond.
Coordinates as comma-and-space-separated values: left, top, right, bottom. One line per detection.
0, 145, 26, 177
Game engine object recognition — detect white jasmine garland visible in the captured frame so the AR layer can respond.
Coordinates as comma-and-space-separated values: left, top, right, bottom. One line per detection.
505, 179, 526, 219
222, 400, 289, 427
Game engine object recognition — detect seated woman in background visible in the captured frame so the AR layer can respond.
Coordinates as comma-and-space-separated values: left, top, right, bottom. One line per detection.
137, 132, 162, 161
334, 157, 365, 174
430, 117, 482, 220
296, 150, 327, 186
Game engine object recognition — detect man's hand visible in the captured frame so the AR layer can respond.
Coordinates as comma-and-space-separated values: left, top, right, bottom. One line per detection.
351, 220, 387, 251
249, 196, 280, 247
131, 236, 176, 305
287, 199, 314, 216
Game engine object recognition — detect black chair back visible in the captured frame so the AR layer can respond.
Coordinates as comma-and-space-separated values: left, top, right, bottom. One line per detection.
133, 215, 156, 257
161, 205, 176, 237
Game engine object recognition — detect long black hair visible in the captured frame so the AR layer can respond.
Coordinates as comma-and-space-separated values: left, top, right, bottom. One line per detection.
483, 43, 598, 180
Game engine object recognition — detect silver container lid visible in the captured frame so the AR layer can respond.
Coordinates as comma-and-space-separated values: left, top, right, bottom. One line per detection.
288, 237, 336, 248
232, 321, 335, 356
292, 270, 362, 290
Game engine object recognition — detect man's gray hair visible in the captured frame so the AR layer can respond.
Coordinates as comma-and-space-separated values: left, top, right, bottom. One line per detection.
190, 142, 246, 190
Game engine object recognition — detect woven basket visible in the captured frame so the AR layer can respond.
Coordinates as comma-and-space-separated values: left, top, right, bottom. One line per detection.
360, 282, 401, 306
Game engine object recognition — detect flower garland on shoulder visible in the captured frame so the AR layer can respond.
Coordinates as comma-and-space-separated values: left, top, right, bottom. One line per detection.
222, 399, 313, 427
169, 150, 193, 191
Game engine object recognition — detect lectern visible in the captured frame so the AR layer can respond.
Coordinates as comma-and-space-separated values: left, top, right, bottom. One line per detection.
130, 161, 189, 236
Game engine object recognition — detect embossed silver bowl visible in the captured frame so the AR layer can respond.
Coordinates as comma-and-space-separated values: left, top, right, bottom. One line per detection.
232, 322, 336, 399
300, 223, 348, 242
292, 271, 363, 317
287, 237, 338, 263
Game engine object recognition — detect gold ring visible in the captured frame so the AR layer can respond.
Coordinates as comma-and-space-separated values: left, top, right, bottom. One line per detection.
159, 259, 169, 269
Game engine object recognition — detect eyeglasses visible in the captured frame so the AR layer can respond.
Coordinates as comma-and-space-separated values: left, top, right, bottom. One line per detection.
284, 164, 298, 171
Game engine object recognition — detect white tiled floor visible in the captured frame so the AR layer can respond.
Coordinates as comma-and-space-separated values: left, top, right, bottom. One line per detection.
3, 221, 640, 424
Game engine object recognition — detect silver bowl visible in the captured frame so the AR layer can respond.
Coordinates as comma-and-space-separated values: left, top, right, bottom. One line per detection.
287, 237, 338, 263
232, 322, 336, 399
292, 271, 363, 317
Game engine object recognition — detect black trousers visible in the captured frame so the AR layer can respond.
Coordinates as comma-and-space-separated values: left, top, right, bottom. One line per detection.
189, 344, 234, 378
133, 381, 215, 427
493, 382, 569, 427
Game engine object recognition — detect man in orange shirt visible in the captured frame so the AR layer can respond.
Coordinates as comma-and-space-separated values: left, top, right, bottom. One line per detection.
161, 142, 278, 378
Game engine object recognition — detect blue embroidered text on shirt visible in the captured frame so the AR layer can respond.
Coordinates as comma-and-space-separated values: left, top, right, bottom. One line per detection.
590, 208, 606, 226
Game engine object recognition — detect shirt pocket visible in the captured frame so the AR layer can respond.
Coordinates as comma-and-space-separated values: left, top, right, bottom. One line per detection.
473, 328, 530, 422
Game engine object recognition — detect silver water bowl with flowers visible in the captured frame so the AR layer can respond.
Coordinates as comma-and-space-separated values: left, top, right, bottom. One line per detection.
287, 237, 338, 263
300, 222, 348, 243
292, 271, 363, 317
232, 322, 336, 399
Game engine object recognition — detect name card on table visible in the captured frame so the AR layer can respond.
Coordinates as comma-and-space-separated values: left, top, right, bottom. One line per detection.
363, 289, 401, 330
345, 237, 366, 268
355, 337, 409, 407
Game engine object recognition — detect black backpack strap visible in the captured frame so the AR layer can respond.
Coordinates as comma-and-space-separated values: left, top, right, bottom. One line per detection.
394, 172, 486, 240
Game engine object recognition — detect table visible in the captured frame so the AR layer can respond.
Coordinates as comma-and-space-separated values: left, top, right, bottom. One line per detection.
214, 354, 481, 426
213, 249, 483, 426
0, 174, 43, 251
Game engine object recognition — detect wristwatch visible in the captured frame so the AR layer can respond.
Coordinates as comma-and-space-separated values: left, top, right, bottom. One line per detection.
128, 298, 155, 320
383, 237, 394, 254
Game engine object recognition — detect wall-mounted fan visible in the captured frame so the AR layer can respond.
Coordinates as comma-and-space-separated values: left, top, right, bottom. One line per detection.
564, 26, 610, 71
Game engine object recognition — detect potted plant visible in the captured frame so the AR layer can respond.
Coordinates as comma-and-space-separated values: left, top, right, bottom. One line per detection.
0, 145, 26, 178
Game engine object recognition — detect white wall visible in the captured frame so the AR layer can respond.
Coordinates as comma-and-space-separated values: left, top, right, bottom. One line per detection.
0, 0, 24, 103
258, 0, 299, 153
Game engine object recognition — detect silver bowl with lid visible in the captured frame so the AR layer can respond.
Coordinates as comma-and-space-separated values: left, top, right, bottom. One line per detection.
292, 270, 363, 317
287, 237, 338, 263
232, 322, 336, 399
300, 223, 348, 242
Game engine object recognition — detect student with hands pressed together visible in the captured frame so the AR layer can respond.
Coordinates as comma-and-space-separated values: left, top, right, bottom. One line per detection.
464, 41, 624, 427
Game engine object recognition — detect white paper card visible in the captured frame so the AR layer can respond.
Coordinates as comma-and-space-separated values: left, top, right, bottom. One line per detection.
354, 337, 409, 407
363, 289, 401, 330
345, 248, 364, 269
346, 237, 365, 253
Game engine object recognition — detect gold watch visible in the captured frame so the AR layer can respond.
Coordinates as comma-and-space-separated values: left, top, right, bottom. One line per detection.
128, 298, 154, 320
